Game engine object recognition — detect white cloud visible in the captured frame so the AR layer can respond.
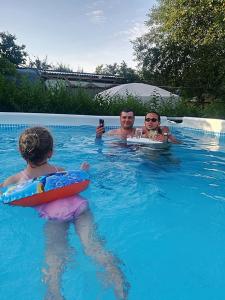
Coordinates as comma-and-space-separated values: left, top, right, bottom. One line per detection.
87, 0, 105, 8
86, 9, 106, 24
114, 22, 148, 41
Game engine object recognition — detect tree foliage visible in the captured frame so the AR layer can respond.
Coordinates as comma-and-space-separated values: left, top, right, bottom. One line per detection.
133, 0, 225, 99
0, 56, 16, 76
53, 63, 74, 72
0, 32, 27, 66
28, 56, 74, 72
150, 0, 225, 46
28, 56, 52, 70
95, 61, 140, 82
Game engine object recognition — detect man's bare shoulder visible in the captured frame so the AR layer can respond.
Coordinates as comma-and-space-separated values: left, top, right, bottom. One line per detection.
107, 128, 122, 136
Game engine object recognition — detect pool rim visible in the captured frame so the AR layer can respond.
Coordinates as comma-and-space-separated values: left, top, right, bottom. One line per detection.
0, 112, 224, 136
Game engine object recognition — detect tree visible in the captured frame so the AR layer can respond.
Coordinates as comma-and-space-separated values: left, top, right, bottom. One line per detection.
28, 56, 52, 70
0, 32, 27, 66
133, 0, 225, 99
0, 56, 16, 75
150, 0, 225, 47
95, 61, 140, 82
53, 63, 74, 72
95, 63, 119, 76
95, 64, 104, 74
117, 61, 140, 82
29, 56, 75, 72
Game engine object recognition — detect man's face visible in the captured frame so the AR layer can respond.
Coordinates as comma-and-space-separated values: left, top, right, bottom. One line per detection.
145, 113, 160, 130
120, 111, 135, 130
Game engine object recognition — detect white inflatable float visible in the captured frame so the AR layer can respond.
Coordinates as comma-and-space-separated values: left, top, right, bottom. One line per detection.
127, 137, 170, 150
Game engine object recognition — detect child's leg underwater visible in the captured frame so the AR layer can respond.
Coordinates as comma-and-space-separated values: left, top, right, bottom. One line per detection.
74, 209, 130, 300
43, 221, 70, 300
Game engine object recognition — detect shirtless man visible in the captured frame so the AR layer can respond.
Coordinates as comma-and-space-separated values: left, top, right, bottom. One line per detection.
142, 111, 180, 144
96, 109, 136, 139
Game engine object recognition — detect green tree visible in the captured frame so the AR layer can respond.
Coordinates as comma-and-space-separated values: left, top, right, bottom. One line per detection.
151, 0, 225, 47
117, 61, 140, 82
53, 63, 74, 72
133, 0, 225, 99
95, 64, 104, 74
29, 56, 74, 72
95, 61, 140, 82
95, 63, 119, 76
0, 56, 16, 75
28, 56, 52, 70
0, 32, 27, 66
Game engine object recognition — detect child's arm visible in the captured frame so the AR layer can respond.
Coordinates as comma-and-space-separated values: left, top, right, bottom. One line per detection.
0, 173, 22, 188
56, 167, 65, 172
80, 162, 89, 170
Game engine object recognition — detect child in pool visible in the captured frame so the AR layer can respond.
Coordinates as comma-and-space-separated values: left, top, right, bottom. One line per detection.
0, 126, 129, 300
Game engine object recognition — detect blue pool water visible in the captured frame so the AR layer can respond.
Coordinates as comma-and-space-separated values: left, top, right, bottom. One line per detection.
0, 126, 225, 300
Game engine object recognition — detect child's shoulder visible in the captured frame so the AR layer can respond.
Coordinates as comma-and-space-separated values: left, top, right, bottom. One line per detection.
52, 165, 65, 172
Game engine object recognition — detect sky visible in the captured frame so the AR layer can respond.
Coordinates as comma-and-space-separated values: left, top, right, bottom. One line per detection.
0, 0, 156, 73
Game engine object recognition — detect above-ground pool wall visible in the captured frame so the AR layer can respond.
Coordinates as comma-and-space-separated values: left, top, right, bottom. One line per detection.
179, 117, 225, 134
0, 112, 225, 134
0, 112, 169, 128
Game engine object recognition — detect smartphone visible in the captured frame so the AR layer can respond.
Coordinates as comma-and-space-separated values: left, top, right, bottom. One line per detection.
99, 119, 105, 133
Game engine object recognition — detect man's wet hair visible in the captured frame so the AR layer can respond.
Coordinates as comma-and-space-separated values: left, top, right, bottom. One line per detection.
120, 108, 135, 117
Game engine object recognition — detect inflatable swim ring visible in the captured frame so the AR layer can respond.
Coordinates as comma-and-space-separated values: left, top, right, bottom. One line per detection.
127, 137, 170, 150
0, 170, 90, 207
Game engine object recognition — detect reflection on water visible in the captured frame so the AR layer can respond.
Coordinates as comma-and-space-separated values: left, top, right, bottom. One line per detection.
181, 131, 225, 152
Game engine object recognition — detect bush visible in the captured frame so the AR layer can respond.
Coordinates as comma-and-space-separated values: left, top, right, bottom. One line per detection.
0, 74, 224, 119
202, 101, 225, 119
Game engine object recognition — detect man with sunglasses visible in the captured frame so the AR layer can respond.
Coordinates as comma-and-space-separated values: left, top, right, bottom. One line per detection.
143, 111, 180, 143
96, 108, 136, 139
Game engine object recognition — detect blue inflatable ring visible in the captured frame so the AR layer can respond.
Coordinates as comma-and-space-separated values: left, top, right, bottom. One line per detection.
0, 170, 90, 207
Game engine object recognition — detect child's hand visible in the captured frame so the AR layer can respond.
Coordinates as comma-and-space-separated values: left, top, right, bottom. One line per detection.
81, 162, 90, 170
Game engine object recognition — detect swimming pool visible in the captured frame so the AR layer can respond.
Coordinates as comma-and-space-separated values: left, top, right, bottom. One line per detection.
1, 123, 225, 300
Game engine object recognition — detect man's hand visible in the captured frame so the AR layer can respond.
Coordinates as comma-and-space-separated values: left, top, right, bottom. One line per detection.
96, 126, 105, 138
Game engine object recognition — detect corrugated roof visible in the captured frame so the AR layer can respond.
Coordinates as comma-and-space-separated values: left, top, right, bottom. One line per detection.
16, 67, 125, 84
40, 69, 124, 80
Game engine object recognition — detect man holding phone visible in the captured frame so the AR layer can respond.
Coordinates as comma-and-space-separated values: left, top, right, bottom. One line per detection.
96, 108, 136, 139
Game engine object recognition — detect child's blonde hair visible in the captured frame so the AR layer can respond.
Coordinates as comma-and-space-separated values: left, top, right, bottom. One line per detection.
19, 127, 53, 165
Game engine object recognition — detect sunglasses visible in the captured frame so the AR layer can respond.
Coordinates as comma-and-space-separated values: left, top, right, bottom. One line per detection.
145, 118, 158, 122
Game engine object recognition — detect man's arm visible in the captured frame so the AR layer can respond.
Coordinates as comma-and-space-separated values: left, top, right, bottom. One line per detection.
161, 126, 181, 144
96, 127, 122, 138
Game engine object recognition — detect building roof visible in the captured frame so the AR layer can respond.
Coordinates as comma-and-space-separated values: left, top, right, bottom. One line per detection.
16, 68, 125, 89
39, 69, 124, 84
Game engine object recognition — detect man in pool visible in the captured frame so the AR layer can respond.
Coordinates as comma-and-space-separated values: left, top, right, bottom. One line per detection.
142, 111, 180, 143
96, 108, 136, 139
